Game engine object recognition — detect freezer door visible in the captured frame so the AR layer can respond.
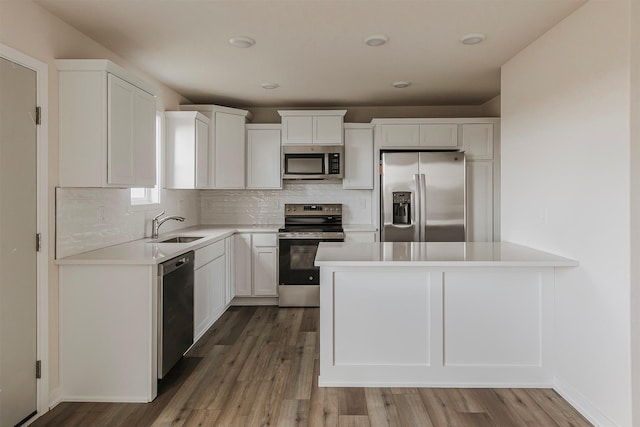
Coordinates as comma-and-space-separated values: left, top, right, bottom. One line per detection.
419, 151, 466, 241
381, 152, 419, 242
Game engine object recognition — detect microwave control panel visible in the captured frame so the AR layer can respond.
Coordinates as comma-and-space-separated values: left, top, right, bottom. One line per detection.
329, 153, 341, 174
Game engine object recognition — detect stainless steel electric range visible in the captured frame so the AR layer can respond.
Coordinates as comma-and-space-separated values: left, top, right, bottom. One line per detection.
278, 203, 344, 307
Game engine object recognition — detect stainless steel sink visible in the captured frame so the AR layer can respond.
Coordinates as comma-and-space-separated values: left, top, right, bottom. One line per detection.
157, 236, 204, 243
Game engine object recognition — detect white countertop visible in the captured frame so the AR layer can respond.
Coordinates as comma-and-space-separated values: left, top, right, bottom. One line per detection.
315, 241, 578, 267
56, 224, 281, 265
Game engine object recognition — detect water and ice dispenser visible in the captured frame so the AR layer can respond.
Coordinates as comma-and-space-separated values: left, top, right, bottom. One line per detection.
392, 192, 411, 225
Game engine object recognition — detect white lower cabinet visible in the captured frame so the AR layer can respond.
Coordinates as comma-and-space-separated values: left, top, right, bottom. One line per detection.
233, 232, 278, 299
193, 240, 227, 341
344, 230, 377, 243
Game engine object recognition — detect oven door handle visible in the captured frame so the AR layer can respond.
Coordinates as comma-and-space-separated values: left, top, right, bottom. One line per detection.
278, 232, 345, 240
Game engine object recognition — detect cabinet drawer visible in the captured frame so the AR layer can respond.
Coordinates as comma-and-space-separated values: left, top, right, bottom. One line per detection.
194, 240, 225, 269
252, 233, 277, 247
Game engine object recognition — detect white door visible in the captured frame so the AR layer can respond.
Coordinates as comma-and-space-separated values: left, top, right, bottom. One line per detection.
0, 57, 38, 426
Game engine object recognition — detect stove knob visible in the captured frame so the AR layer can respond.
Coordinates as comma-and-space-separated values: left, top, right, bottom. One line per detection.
309, 276, 314, 281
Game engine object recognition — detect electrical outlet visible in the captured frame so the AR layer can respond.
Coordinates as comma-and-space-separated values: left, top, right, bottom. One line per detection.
97, 206, 105, 224
538, 207, 548, 225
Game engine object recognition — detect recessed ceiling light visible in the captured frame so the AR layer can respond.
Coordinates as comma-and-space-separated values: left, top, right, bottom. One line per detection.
460, 33, 486, 45
229, 36, 255, 48
393, 81, 410, 88
261, 83, 279, 90
364, 34, 388, 47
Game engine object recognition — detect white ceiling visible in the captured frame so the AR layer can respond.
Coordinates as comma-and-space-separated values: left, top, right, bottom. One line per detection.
35, 0, 586, 108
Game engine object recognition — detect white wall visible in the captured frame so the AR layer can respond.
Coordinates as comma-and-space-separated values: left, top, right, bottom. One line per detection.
501, 1, 633, 425
629, 1, 640, 424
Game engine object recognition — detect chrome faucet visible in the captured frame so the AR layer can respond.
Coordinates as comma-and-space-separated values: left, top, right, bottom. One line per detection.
151, 210, 185, 239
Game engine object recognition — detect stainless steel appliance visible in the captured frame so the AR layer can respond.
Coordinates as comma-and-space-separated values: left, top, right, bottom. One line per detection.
381, 151, 466, 242
282, 145, 344, 180
158, 251, 194, 379
278, 204, 344, 306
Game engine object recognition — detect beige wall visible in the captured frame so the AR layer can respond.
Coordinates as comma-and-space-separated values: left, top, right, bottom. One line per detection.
630, 0, 640, 424
247, 102, 498, 123
0, 0, 188, 396
501, 1, 633, 425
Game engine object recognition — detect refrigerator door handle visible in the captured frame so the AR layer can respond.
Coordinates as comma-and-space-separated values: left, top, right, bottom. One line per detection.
421, 174, 428, 242
414, 174, 421, 241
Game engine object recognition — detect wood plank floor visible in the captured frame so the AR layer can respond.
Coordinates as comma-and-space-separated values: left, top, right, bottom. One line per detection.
32, 306, 592, 427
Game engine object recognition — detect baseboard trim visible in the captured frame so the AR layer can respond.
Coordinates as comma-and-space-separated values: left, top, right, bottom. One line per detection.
48, 387, 62, 410
231, 297, 278, 306
553, 378, 619, 427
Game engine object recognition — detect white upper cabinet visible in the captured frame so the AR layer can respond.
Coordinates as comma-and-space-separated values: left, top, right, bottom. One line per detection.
377, 122, 458, 149
278, 110, 346, 145
57, 60, 157, 188
246, 124, 282, 189
343, 124, 374, 190
379, 124, 420, 147
165, 111, 210, 189
419, 124, 458, 148
462, 123, 494, 160
180, 105, 251, 189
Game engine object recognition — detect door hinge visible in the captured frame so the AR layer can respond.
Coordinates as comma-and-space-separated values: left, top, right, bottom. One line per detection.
35, 106, 41, 125
36, 233, 41, 252
36, 360, 41, 379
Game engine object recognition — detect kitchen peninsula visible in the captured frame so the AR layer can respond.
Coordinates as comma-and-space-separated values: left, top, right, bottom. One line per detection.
315, 241, 577, 387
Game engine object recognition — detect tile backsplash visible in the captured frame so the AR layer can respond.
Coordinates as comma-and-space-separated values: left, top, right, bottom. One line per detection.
56, 183, 373, 258
56, 188, 200, 258
200, 182, 373, 225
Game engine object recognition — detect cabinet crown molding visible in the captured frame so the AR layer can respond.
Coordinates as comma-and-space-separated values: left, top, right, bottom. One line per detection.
55, 59, 158, 96
277, 110, 347, 117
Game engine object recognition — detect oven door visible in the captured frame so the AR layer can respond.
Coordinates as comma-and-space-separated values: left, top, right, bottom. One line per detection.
278, 236, 343, 285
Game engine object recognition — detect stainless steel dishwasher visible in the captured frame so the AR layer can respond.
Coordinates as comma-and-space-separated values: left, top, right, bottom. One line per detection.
158, 251, 194, 379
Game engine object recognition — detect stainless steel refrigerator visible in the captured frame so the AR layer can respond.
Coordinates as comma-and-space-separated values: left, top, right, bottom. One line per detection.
381, 151, 466, 242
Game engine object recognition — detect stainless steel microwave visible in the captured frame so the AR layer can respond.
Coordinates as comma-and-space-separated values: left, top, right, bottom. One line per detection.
282, 145, 344, 180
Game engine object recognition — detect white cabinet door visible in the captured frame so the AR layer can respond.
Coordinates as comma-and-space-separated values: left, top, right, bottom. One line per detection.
343, 126, 373, 189
419, 124, 458, 148
313, 116, 343, 145
279, 111, 346, 145
107, 74, 136, 186
466, 161, 493, 242
133, 89, 156, 187
213, 112, 246, 188
247, 127, 281, 189
462, 123, 494, 160
210, 255, 226, 322
379, 124, 420, 147
282, 116, 313, 145
253, 247, 277, 296
252, 233, 278, 297
107, 74, 156, 187
195, 117, 209, 188
194, 263, 212, 339
234, 233, 252, 296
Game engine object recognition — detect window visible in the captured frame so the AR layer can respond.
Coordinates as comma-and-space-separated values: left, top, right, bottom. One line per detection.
130, 112, 162, 208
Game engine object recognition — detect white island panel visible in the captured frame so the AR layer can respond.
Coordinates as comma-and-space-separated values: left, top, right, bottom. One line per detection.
333, 270, 431, 366
317, 242, 574, 388
443, 270, 549, 367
